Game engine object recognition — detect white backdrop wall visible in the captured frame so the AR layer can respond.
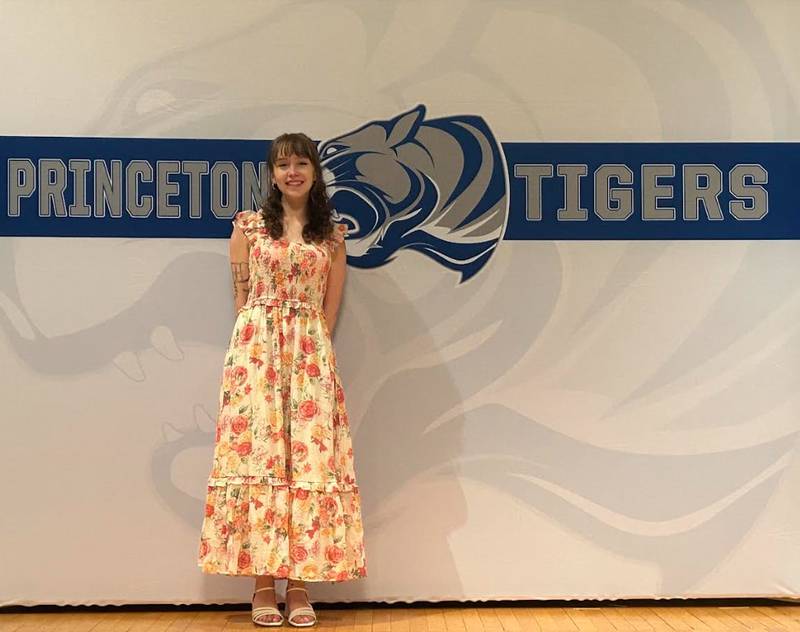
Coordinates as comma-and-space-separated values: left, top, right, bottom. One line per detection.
2, 0, 800, 605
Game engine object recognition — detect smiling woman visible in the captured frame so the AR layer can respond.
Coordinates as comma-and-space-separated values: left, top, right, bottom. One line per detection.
259, 134, 338, 246
197, 132, 366, 628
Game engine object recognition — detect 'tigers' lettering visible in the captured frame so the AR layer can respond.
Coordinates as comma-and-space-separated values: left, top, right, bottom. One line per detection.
7, 159, 269, 218
514, 163, 768, 221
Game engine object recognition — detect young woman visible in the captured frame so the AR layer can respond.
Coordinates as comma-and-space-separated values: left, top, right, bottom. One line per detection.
198, 133, 367, 627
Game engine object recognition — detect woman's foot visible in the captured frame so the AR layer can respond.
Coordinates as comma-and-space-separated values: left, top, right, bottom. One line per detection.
285, 581, 316, 627
252, 580, 283, 627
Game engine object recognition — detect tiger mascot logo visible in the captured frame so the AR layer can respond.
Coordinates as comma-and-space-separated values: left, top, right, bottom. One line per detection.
319, 104, 508, 282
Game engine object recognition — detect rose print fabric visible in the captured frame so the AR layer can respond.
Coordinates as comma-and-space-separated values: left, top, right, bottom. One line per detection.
198, 210, 366, 581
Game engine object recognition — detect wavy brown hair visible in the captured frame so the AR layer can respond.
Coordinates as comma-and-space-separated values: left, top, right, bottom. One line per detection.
259, 132, 334, 243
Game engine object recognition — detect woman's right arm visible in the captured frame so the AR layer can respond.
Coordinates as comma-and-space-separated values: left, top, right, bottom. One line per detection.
229, 223, 251, 312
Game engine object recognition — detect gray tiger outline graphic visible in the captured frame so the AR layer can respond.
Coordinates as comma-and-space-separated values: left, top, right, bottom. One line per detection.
319, 104, 508, 282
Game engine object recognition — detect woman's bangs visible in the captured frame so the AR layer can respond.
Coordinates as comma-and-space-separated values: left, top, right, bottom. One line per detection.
272, 135, 315, 163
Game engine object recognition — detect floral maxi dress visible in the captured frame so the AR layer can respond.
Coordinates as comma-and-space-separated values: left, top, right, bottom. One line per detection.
198, 210, 367, 582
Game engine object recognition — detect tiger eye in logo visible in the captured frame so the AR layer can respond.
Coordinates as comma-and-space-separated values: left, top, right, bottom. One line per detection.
319, 105, 508, 282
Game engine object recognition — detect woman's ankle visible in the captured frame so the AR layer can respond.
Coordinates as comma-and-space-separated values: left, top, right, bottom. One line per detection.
254, 576, 276, 591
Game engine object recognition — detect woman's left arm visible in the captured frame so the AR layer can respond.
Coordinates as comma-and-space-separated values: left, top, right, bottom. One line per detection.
323, 239, 347, 333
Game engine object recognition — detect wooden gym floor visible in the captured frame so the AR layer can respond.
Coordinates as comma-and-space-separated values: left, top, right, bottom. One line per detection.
2, 601, 800, 631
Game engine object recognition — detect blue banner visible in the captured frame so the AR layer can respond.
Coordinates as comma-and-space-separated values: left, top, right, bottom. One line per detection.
1, 134, 796, 241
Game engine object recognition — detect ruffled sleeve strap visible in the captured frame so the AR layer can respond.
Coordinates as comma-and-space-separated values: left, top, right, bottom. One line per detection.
329, 222, 348, 251
232, 210, 260, 246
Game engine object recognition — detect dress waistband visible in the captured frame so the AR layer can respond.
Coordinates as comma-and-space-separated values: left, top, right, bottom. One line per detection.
242, 296, 321, 312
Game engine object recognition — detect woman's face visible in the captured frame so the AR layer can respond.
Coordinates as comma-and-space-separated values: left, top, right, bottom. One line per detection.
272, 152, 315, 202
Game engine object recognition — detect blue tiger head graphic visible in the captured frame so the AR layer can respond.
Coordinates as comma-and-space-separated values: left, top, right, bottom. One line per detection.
319, 105, 508, 282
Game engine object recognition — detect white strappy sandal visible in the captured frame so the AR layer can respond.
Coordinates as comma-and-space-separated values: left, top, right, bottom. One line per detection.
285, 586, 317, 627
251, 586, 284, 627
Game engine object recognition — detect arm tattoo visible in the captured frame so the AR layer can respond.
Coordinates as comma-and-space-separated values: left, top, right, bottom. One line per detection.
230, 262, 250, 300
